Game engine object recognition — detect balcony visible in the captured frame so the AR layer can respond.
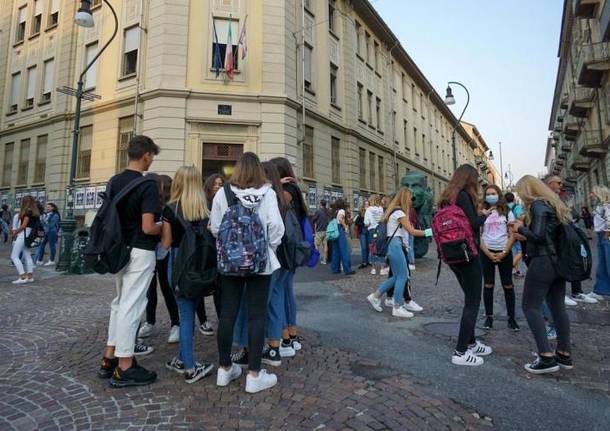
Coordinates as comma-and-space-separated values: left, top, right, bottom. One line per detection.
562, 116, 580, 140
569, 152, 590, 171
573, 0, 600, 18
561, 140, 573, 152
577, 129, 608, 157
576, 42, 610, 88
568, 86, 595, 117
600, 0, 610, 41
560, 93, 569, 109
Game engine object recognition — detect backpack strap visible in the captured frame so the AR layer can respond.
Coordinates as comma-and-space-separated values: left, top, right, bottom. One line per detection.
111, 176, 156, 204
223, 183, 238, 207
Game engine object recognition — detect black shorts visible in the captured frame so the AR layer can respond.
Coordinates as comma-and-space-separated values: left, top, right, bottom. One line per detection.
480, 249, 513, 286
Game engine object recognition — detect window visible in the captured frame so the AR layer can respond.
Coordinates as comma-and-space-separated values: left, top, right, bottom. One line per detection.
42, 59, 54, 102
16, 7, 26, 43
330, 63, 338, 105
422, 134, 426, 159
378, 156, 384, 192
367, 90, 373, 125
331, 137, 340, 183
9, 72, 21, 113
401, 73, 407, 101
355, 21, 361, 55
304, 44, 313, 90
413, 127, 418, 155
84, 42, 99, 89
328, 0, 336, 33
411, 84, 415, 109
365, 31, 371, 63
303, 126, 314, 178
77, 126, 92, 178
17, 139, 30, 185
359, 148, 367, 189
392, 110, 397, 141
117, 116, 134, 171
419, 92, 424, 115
2, 143, 14, 186
375, 97, 381, 131
369, 152, 376, 191
25, 66, 37, 108
34, 135, 47, 183
357, 82, 364, 120
403, 120, 409, 151
122, 26, 140, 77
33, 0, 42, 35
211, 18, 239, 72
373, 41, 380, 72
48, 0, 59, 28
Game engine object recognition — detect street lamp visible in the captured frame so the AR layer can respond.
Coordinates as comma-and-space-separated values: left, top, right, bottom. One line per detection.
56, 0, 119, 272
444, 81, 470, 171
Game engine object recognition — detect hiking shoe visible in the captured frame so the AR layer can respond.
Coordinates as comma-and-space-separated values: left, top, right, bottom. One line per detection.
185, 363, 214, 384
290, 337, 302, 351
110, 362, 157, 388
231, 350, 249, 368
279, 342, 296, 358
555, 351, 574, 370
138, 322, 155, 338
571, 293, 598, 304
404, 300, 423, 312
367, 294, 382, 312
245, 369, 278, 393
167, 325, 180, 343
564, 296, 577, 306
199, 321, 214, 336
546, 326, 557, 341
134, 341, 154, 357
216, 364, 242, 387
391, 306, 414, 318
508, 317, 520, 331
262, 346, 282, 367
524, 356, 560, 375
482, 316, 493, 329
469, 340, 493, 356
452, 351, 484, 366
97, 357, 118, 379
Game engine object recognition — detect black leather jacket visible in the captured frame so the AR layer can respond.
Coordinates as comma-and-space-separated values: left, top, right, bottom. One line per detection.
518, 200, 560, 259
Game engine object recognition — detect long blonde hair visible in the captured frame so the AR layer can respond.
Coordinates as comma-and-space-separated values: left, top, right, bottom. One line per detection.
383, 188, 412, 222
514, 175, 571, 225
169, 166, 208, 221
592, 185, 610, 204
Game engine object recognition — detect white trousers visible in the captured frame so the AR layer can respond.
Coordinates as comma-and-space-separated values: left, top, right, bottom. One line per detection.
11, 229, 33, 275
106, 247, 156, 357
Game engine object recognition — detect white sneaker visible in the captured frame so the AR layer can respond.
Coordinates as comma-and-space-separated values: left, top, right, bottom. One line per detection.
44, 261, 54, 266
138, 323, 155, 338
404, 300, 423, 312
245, 369, 278, 393
168, 325, 180, 343
279, 343, 296, 358
384, 297, 395, 307
370, 268, 377, 275
380, 267, 389, 276
572, 293, 598, 304
587, 292, 606, 301
408, 264, 416, 271
216, 364, 242, 387
12, 278, 28, 285
392, 306, 414, 318
468, 340, 493, 356
564, 296, 577, 306
26, 278, 34, 283
452, 351, 484, 366
35, 260, 44, 266
367, 294, 383, 312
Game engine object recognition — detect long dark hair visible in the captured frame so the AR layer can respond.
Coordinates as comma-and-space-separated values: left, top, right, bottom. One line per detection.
203, 173, 224, 203
20, 195, 40, 219
331, 198, 347, 218
483, 184, 508, 217
262, 161, 290, 216
231, 152, 267, 189
440, 164, 480, 208
269, 156, 308, 216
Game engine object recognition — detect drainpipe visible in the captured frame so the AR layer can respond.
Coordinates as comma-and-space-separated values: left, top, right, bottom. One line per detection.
133, 0, 146, 133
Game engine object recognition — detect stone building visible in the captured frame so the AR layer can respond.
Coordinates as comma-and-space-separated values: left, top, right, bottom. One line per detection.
0, 0, 479, 218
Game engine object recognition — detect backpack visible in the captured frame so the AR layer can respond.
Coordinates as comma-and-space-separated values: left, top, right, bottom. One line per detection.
216, 183, 268, 276
553, 223, 592, 282
432, 201, 478, 265
83, 176, 155, 274
371, 209, 401, 258
301, 217, 320, 267
24, 217, 43, 249
278, 207, 312, 270
170, 205, 218, 299
326, 219, 339, 241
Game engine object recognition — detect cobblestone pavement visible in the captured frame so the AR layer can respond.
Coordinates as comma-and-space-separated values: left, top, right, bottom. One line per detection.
0, 246, 491, 431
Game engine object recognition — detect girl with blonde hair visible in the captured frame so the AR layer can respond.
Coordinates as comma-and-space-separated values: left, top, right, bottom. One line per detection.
590, 185, 610, 298
510, 175, 572, 374
10, 195, 40, 284
366, 188, 431, 318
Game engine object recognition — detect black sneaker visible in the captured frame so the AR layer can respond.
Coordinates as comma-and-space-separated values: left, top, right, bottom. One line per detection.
261, 346, 282, 367
507, 317, 520, 332
110, 362, 157, 388
483, 316, 493, 329
231, 349, 249, 368
97, 357, 118, 379
524, 356, 560, 375
358, 263, 367, 269
555, 351, 574, 370
134, 341, 154, 357
198, 321, 214, 336
184, 363, 214, 384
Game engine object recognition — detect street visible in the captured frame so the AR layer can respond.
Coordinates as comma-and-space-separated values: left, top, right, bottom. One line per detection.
1, 243, 609, 431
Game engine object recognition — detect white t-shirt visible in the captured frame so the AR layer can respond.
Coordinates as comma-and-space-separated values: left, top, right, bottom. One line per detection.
386, 209, 409, 240
336, 209, 345, 222
594, 204, 607, 232
481, 209, 514, 251
364, 206, 384, 230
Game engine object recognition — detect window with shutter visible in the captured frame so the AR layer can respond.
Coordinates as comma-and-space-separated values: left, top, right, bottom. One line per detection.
33, 0, 42, 35
122, 27, 139, 77
42, 59, 54, 102
359, 148, 367, 189
17, 139, 30, 185
34, 135, 47, 183
9, 73, 21, 113
84, 42, 99, 89
16, 7, 26, 43
48, 0, 59, 28
3, 144, 14, 187
331, 137, 340, 183
77, 126, 93, 179
303, 126, 314, 178
25, 66, 37, 108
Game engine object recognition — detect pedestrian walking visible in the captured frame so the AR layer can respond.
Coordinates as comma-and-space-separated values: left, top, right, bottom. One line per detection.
365, 195, 385, 275
97, 135, 161, 388
329, 199, 355, 275
355, 200, 370, 269
510, 175, 573, 374
312, 200, 330, 265
581, 206, 593, 239
210, 152, 284, 394
10, 195, 40, 284
35, 203, 60, 266
590, 186, 610, 299
480, 185, 519, 331
0, 204, 12, 243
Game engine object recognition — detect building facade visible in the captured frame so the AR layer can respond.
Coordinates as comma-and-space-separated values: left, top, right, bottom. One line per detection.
0, 0, 478, 218
461, 121, 498, 187
547, 0, 610, 209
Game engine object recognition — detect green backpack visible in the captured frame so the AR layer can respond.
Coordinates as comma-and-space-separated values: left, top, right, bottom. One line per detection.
326, 218, 340, 241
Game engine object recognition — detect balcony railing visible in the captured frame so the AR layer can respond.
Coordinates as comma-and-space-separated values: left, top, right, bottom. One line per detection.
576, 42, 610, 88
569, 151, 591, 171
577, 129, 607, 157
568, 86, 595, 117
562, 115, 581, 140
573, 0, 600, 18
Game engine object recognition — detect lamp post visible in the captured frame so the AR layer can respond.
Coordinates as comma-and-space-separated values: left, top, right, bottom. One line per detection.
56, 0, 119, 271
444, 81, 470, 171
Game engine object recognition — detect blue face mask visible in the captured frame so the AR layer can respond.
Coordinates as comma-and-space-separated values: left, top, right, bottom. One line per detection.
507, 202, 514, 209
486, 195, 499, 205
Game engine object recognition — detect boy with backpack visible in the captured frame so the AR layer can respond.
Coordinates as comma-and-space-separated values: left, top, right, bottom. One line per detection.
95, 135, 162, 388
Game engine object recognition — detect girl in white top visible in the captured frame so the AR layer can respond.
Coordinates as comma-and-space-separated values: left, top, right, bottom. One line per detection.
591, 186, 610, 298
366, 188, 432, 318
364, 195, 386, 275
330, 199, 354, 275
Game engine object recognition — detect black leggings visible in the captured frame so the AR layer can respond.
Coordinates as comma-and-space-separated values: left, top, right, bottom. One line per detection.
217, 275, 271, 372
480, 250, 515, 318
449, 256, 483, 353
146, 256, 179, 327
522, 256, 570, 354
196, 290, 221, 324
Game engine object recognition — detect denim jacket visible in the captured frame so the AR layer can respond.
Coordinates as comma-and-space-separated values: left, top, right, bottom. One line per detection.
44, 212, 60, 234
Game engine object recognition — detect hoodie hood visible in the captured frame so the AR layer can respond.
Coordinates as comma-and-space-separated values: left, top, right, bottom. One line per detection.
230, 183, 272, 209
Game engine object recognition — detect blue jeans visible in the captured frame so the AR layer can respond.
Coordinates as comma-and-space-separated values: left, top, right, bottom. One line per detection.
376, 238, 409, 306
36, 230, 58, 262
176, 296, 197, 370
594, 231, 610, 296
359, 229, 369, 265
408, 235, 415, 265
283, 270, 297, 327
331, 227, 352, 274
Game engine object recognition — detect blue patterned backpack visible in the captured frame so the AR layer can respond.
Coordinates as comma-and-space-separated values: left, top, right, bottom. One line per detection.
216, 183, 268, 276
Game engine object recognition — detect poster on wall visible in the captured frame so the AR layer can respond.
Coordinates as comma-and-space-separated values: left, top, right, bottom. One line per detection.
95, 185, 106, 208
74, 188, 85, 209
36, 190, 46, 206
0, 194, 8, 206
352, 191, 360, 210
307, 185, 317, 209
15, 193, 22, 209
85, 187, 96, 209
323, 188, 332, 204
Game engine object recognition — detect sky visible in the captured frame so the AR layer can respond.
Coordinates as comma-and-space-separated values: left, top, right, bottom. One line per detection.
371, 0, 564, 183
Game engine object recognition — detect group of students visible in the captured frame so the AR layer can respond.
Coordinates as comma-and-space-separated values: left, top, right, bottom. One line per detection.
96, 135, 308, 394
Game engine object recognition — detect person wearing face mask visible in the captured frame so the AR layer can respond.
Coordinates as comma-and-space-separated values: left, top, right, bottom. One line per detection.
480, 185, 519, 331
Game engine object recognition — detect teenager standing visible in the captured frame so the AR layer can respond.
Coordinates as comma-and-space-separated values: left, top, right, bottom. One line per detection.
365, 195, 385, 275
355, 200, 370, 269
97, 135, 161, 388
10, 196, 40, 284
591, 186, 610, 299
329, 199, 355, 275
35, 203, 60, 266
312, 200, 330, 265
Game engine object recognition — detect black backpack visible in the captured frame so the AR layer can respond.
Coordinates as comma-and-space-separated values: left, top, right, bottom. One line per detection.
277, 207, 311, 271
171, 205, 217, 299
553, 223, 592, 282
84, 176, 155, 274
